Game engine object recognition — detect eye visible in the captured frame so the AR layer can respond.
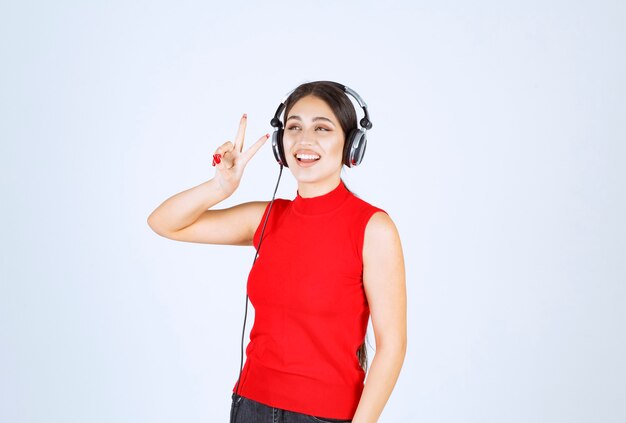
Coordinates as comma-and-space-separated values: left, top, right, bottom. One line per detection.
286, 125, 330, 132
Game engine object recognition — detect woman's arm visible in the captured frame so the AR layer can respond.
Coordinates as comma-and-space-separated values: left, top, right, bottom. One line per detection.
352, 211, 407, 423
147, 177, 268, 246
147, 113, 270, 245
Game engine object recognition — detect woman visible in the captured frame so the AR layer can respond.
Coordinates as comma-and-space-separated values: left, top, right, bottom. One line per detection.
147, 81, 406, 423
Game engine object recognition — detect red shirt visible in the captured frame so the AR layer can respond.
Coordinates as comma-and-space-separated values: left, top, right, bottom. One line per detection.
232, 179, 387, 419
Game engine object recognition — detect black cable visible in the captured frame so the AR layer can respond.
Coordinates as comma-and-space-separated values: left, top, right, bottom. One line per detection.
233, 164, 284, 400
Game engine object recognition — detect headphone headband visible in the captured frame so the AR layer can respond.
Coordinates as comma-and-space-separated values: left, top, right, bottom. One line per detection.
270, 82, 372, 131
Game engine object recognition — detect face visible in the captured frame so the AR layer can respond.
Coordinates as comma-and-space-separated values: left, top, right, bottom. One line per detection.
282, 95, 345, 187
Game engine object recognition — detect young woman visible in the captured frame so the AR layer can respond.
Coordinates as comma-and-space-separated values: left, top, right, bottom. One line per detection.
147, 81, 406, 423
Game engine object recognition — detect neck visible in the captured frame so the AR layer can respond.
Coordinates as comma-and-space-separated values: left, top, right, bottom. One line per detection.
297, 176, 342, 198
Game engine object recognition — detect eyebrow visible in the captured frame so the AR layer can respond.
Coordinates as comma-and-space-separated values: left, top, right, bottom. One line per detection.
286, 115, 336, 127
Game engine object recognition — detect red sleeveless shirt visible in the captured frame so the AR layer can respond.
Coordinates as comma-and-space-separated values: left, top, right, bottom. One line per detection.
232, 179, 387, 419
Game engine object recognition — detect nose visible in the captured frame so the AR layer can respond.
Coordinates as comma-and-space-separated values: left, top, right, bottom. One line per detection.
296, 136, 314, 146
286, 128, 317, 146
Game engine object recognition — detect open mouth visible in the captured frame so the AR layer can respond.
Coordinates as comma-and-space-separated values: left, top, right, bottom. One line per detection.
295, 153, 321, 163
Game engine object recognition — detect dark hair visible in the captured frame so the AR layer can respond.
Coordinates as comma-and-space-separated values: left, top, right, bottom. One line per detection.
357, 336, 369, 373
285, 81, 368, 371
283, 81, 358, 167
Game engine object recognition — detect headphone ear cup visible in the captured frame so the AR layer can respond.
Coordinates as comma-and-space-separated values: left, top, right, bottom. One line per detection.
271, 128, 288, 167
344, 129, 367, 167
343, 129, 357, 167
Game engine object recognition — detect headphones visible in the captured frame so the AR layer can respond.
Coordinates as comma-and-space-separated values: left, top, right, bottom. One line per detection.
270, 81, 373, 168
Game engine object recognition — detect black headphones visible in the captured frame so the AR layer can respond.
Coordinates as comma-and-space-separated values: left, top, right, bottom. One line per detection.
270, 81, 373, 168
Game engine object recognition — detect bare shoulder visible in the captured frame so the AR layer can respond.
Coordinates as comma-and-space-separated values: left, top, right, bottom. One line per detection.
364, 211, 401, 245
362, 211, 404, 268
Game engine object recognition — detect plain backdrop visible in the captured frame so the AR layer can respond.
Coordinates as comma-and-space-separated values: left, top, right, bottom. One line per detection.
1, 1, 625, 422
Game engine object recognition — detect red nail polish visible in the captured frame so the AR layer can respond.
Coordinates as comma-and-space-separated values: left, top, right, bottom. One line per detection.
214, 154, 221, 164
212, 158, 216, 166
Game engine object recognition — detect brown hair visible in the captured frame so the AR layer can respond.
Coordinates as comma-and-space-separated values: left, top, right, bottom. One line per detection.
357, 337, 369, 372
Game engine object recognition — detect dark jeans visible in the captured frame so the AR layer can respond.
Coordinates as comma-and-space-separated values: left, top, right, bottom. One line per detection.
230, 392, 352, 423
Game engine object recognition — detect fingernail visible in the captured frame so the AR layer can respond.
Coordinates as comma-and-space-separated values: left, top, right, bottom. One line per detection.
213, 154, 221, 164
265, 133, 270, 138
243, 113, 247, 119
212, 158, 215, 166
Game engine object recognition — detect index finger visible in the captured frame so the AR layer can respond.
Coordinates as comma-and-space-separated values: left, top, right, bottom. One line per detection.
241, 133, 270, 164
234, 113, 247, 152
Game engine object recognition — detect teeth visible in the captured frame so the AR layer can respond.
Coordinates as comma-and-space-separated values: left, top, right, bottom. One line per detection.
296, 153, 320, 160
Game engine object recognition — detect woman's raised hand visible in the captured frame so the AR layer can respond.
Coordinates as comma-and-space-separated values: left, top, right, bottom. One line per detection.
212, 114, 270, 196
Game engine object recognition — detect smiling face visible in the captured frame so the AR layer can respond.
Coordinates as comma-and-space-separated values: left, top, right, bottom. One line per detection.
282, 95, 346, 197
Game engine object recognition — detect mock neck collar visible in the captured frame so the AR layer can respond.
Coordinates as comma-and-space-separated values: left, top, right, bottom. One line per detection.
292, 179, 351, 215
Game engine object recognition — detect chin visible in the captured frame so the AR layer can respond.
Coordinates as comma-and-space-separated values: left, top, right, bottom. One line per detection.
290, 169, 338, 186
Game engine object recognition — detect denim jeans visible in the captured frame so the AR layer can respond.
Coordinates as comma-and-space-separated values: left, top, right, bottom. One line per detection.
230, 392, 352, 423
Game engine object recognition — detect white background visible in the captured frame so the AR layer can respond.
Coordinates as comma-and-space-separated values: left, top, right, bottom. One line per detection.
1, 1, 625, 422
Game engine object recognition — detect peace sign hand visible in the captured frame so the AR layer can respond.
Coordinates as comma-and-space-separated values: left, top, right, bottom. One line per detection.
212, 114, 270, 196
